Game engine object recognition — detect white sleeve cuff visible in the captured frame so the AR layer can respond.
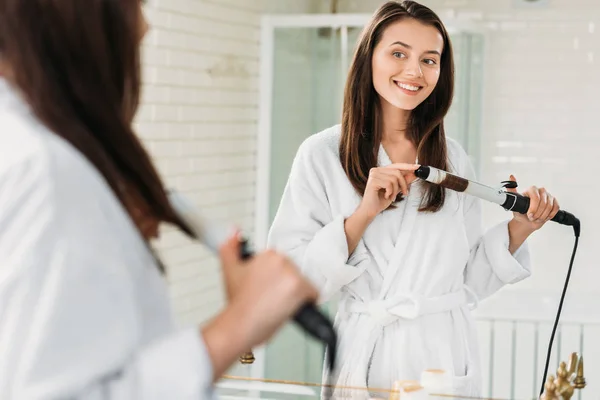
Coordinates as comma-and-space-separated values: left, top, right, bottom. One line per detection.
303, 215, 368, 300
138, 328, 215, 399
482, 220, 532, 284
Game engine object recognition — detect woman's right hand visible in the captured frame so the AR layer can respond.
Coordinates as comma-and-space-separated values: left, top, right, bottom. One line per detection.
358, 163, 420, 217
202, 235, 318, 380
220, 233, 318, 348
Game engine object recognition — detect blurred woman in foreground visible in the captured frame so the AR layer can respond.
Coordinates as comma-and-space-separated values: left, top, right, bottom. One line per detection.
0, 1, 316, 398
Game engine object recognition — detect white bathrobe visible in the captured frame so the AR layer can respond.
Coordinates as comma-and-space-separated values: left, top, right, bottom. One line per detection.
267, 125, 531, 398
0, 78, 216, 399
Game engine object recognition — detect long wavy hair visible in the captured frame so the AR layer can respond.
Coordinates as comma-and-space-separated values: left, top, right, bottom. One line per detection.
340, 0, 455, 212
0, 0, 192, 269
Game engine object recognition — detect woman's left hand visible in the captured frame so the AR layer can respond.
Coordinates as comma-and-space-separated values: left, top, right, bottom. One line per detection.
507, 174, 560, 231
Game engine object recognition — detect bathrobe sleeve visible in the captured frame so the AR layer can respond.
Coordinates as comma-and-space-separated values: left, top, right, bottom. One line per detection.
0, 152, 216, 399
460, 153, 532, 301
267, 137, 366, 302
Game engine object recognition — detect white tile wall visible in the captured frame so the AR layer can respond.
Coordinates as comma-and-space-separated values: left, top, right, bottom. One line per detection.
137, 0, 318, 327
263, 0, 321, 13
135, 0, 317, 381
137, 1, 258, 330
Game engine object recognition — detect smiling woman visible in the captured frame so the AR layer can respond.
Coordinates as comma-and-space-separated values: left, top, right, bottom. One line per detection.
266, 0, 560, 398
342, 1, 455, 213
373, 22, 443, 105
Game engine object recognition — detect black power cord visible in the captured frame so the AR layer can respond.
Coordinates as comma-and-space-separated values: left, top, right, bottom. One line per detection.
539, 222, 580, 396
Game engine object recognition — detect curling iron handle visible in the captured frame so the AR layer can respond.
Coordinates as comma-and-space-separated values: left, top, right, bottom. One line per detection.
551, 209, 579, 226
294, 304, 336, 370
504, 193, 580, 236
237, 240, 256, 364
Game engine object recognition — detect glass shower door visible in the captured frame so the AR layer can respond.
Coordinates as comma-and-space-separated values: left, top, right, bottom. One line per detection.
265, 25, 359, 388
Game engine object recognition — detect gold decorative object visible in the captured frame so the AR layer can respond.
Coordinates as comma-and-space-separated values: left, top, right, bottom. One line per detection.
540, 352, 587, 400
555, 361, 575, 400
239, 350, 255, 364
540, 375, 559, 400
573, 356, 586, 389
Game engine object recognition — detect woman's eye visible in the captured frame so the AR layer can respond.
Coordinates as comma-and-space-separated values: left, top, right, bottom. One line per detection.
423, 59, 437, 65
392, 52, 406, 59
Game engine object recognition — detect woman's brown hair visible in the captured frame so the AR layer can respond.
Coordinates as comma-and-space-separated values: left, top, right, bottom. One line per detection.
340, 0, 455, 212
0, 0, 193, 265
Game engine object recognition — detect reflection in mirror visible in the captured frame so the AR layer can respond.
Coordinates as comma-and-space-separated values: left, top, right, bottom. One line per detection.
256, 0, 599, 399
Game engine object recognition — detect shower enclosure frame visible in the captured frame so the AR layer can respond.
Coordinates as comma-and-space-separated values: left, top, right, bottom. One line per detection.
251, 13, 489, 382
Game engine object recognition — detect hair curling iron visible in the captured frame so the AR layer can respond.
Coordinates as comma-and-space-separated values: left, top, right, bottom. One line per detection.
414, 166, 580, 235
414, 165, 580, 396
166, 190, 337, 372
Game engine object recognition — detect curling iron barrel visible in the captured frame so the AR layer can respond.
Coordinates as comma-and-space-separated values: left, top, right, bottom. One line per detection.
166, 190, 337, 371
414, 166, 580, 236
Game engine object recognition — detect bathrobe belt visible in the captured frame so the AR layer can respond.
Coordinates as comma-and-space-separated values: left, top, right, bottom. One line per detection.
324, 288, 478, 397
342, 288, 474, 327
